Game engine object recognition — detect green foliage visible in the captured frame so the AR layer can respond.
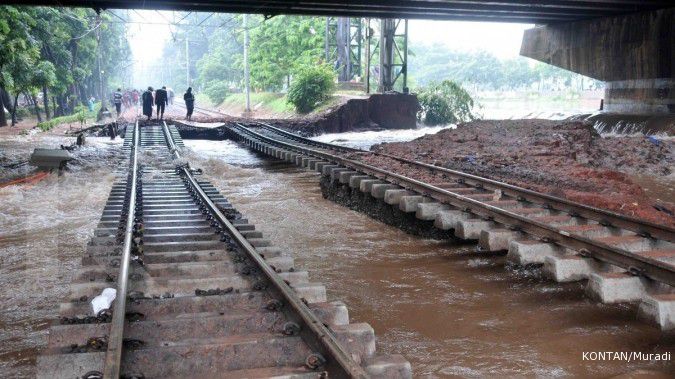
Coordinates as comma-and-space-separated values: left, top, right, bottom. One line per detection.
248, 16, 325, 90
0, 6, 130, 126
287, 65, 335, 113
203, 81, 230, 104
37, 102, 99, 131
417, 80, 477, 126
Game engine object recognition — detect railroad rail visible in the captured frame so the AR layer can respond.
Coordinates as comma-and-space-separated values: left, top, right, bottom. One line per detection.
224, 121, 675, 330
37, 121, 410, 378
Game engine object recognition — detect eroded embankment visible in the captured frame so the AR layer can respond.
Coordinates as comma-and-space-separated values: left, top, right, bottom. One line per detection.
363, 119, 674, 227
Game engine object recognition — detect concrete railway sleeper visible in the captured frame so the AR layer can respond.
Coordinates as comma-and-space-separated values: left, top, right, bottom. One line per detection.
225, 122, 675, 331
37, 121, 410, 378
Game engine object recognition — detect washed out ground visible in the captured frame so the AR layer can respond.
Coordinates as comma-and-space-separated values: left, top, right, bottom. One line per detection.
361, 119, 674, 227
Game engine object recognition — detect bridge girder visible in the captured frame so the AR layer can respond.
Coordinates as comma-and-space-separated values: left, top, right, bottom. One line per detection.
3, 1, 673, 23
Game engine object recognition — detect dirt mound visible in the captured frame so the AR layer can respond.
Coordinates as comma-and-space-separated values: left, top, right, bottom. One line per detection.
369, 119, 674, 226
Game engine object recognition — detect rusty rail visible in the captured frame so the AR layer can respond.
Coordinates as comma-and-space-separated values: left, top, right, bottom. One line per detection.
103, 120, 139, 378
230, 122, 675, 287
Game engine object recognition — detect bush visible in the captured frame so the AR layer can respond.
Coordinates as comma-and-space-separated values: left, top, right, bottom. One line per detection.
204, 81, 230, 104
417, 80, 477, 126
37, 102, 100, 132
287, 65, 335, 113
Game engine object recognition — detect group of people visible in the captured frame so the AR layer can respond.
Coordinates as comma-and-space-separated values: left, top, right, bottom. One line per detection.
112, 86, 193, 121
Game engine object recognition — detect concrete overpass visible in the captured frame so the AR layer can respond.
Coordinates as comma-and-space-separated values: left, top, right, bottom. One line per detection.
7, 1, 672, 22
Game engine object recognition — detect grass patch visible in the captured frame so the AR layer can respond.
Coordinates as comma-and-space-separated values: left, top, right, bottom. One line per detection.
194, 93, 214, 108
221, 93, 295, 114
37, 102, 101, 132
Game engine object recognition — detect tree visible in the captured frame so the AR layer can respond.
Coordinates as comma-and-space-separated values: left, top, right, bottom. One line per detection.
287, 64, 335, 113
248, 15, 325, 90
0, 6, 37, 126
0, 6, 130, 125
33, 60, 56, 119
417, 80, 477, 126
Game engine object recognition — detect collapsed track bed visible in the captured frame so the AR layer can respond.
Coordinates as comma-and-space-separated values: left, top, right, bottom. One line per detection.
225, 121, 675, 331
37, 122, 409, 378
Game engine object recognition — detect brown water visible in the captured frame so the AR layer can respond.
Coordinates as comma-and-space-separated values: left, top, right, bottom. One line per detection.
0, 136, 123, 377
185, 139, 674, 378
0, 136, 673, 378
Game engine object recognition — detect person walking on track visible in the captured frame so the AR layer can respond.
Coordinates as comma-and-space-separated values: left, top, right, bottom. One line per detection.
155, 86, 169, 120
142, 87, 154, 121
113, 88, 123, 117
183, 87, 195, 121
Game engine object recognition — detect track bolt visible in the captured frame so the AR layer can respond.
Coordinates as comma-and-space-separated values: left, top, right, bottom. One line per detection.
282, 322, 301, 336
86, 336, 108, 351
97, 309, 112, 322
265, 299, 283, 311
81, 371, 103, 379
305, 353, 326, 370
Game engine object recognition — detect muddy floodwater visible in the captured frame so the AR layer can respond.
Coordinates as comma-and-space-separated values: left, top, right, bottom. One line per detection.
0, 136, 123, 377
0, 132, 673, 378
185, 138, 674, 378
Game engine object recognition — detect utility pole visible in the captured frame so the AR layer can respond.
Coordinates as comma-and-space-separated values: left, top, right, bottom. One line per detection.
185, 37, 190, 89
365, 18, 371, 94
96, 11, 105, 109
243, 14, 251, 114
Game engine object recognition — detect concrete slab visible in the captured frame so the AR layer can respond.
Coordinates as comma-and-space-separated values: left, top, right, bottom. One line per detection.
371, 184, 401, 199
339, 170, 360, 184
507, 240, 561, 265
543, 254, 598, 282
292, 282, 327, 303
349, 175, 372, 189
333, 323, 376, 363
321, 164, 341, 176
415, 202, 450, 221
455, 219, 495, 240
399, 195, 430, 213
364, 355, 413, 379
384, 189, 415, 205
360, 179, 386, 194
638, 294, 675, 331
315, 161, 332, 173
308, 160, 324, 170
586, 272, 647, 303
329, 167, 351, 182
433, 209, 468, 230
479, 228, 524, 252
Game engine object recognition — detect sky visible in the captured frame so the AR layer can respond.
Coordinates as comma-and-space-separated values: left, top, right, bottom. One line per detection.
408, 20, 532, 59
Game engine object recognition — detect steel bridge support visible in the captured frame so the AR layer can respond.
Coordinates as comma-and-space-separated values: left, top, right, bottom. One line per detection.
378, 19, 408, 93
325, 17, 363, 83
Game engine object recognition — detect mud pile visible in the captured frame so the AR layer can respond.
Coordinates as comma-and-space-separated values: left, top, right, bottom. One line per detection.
368, 119, 674, 226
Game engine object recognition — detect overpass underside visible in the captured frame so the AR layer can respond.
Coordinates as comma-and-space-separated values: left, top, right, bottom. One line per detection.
7, 1, 673, 23
521, 8, 674, 114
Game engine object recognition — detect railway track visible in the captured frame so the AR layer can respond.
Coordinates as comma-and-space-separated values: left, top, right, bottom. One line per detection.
223, 120, 675, 330
37, 121, 410, 378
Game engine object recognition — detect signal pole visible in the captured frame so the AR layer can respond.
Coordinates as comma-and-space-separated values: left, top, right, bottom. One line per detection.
243, 14, 251, 114
185, 37, 190, 89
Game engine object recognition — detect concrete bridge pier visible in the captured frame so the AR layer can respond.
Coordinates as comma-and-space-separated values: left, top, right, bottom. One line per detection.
521, 8, 674, 114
